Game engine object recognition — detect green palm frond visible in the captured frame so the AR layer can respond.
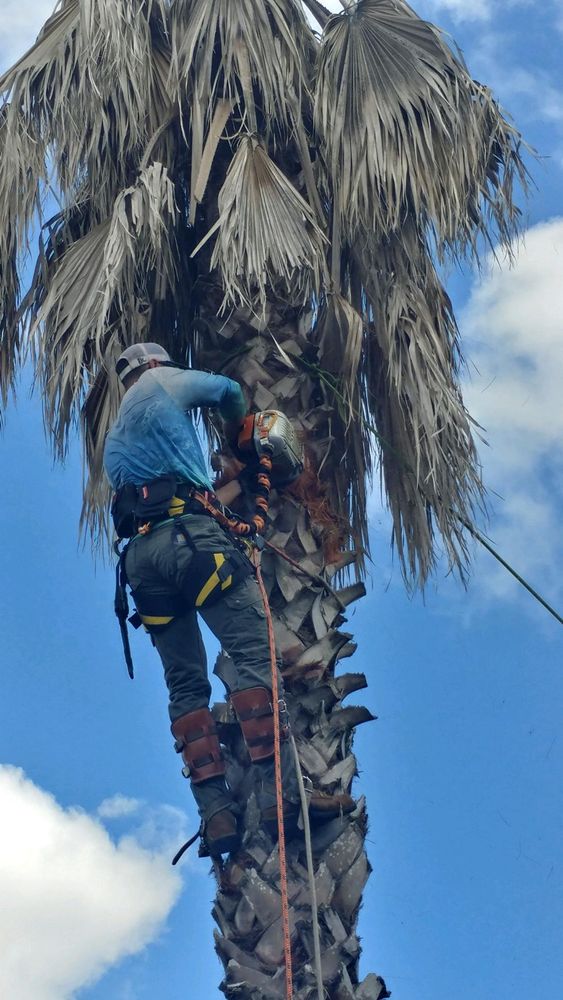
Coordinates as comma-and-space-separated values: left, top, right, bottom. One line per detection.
194, 135, 328, 314
315, 0, 528, 256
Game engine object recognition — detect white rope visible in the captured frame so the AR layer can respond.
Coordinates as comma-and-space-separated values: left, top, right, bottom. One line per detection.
290, 735, 325, 1000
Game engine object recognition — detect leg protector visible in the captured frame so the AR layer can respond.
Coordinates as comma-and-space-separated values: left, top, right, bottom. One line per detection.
172, 708, 226, 784
231, 687, 288, 763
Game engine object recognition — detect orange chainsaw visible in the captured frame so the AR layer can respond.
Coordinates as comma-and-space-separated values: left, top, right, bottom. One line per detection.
236, 410, 304, 485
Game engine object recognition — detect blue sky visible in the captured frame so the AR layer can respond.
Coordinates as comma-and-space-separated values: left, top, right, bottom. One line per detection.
1, 2, 562, 999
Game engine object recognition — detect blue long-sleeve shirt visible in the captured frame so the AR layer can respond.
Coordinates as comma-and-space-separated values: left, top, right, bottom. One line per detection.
103, 366, 246, 490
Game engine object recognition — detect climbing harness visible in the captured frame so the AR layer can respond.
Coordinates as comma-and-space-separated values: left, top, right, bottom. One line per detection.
111, 466, 266, 654
112, 408, 303, 670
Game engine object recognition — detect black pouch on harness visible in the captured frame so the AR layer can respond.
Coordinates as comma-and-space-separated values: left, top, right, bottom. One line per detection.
112, 476, 178, 539
111, 483, 138, 540
134, 475, 177, 522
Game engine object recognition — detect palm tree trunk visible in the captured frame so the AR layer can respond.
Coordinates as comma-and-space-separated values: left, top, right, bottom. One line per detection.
196, 302, 389, 999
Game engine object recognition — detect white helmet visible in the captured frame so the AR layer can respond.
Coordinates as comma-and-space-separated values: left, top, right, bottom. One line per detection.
115, 342, 172, 384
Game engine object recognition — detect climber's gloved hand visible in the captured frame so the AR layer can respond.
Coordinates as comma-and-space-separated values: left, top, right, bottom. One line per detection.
224, 414, 257, 464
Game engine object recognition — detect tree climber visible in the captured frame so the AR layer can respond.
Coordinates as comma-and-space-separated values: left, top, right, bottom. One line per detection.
104, 342, 354, 858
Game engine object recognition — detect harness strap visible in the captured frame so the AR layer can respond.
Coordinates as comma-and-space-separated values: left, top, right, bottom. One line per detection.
114, 547, 134, 680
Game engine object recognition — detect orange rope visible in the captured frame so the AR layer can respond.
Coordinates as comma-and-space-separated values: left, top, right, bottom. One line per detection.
254, 551, 294, 1000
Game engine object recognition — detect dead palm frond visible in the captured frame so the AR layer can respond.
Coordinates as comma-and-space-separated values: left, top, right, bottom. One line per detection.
0, 0, 80, 98
194, 135, 328, 314
358, 221, 485, 583
171, 0, 316, 221
28, 163, 177, 458
172, 0, 315, 128
0, 104, 47, 420
315, 0, 528, 257
0, 0, 530, 585
1, 0, 170, 223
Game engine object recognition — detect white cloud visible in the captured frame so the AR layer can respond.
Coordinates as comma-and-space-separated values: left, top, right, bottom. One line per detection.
97, 794, 142, 819
465, 30, 563, 171
0, 767, 183, 1000
497, 67, 563, 130
461, 218, 563, 606
419, 0, 492, 21
0, 0, 57, 72
319, 0, 493, 21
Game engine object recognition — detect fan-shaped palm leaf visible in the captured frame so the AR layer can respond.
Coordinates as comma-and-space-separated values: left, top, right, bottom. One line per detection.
194, 135, 328, 314
315, 0, 527, 256
29, 163, 177, 458
358, 222, 485, 582
0, 0, 79, 98
171, 0, 316, 220
1, 0, 170, 224
172, 0, 314, 127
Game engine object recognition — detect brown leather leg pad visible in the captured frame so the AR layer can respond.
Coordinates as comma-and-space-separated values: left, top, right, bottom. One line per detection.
172, 707, 226, 784
230, 687, 278, 763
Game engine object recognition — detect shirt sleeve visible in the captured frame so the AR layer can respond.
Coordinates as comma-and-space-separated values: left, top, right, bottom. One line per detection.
163, 369, 247, 421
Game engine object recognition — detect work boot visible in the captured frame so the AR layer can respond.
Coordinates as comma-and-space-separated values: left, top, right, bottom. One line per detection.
203, 807, 241, 857
171, 708, 239, 858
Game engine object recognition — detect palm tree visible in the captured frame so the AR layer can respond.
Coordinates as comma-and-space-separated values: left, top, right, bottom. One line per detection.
0, 1, 528, 996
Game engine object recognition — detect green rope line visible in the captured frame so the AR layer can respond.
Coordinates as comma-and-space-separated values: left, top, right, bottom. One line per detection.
457, 517, 563, 626
296, 356, 563, 625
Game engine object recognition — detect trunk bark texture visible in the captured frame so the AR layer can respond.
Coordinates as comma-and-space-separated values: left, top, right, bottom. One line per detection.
196, 302, 389, 1000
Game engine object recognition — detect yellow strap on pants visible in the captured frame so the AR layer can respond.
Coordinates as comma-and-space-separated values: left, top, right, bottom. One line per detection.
195, 553, 233, 608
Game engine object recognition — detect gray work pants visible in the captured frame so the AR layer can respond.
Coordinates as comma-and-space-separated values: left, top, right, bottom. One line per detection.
125, 514, 298, 822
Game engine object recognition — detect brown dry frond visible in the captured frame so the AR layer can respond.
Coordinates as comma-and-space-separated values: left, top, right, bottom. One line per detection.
0, 0, 80, 97
171, 0, 317, 222
316, 294, 364, 424
194, 135, 328, 314
315, 0, 529, 257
